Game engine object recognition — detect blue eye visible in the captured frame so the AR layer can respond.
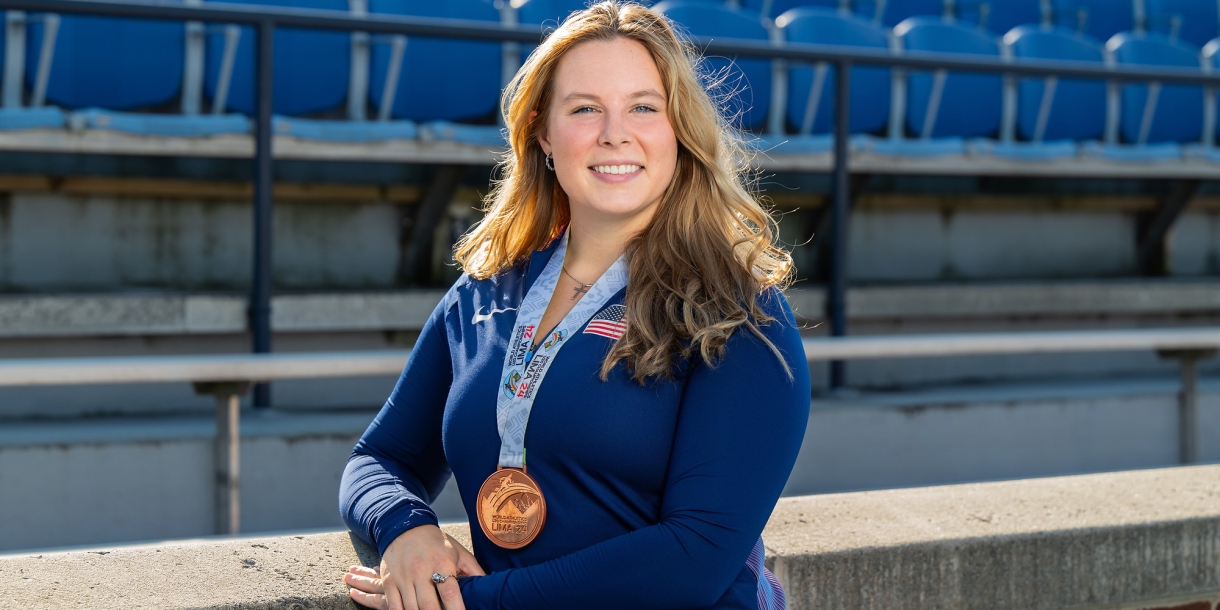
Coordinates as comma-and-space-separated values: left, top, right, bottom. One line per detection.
632, 105, 658, 113
572, 106, 596, 114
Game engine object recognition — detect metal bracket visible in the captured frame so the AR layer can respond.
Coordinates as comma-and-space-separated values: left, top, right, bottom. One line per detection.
193, 381, 254, 536
3, 10, 25, 108
1156, 348, 1217, 465
398, 165, 466, 286
1137, 178, 1200, 276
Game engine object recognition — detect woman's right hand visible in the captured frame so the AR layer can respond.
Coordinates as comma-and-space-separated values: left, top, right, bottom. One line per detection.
344, 525, 486, 610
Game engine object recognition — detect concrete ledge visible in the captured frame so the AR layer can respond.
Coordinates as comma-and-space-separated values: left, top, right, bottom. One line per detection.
765, 464, 1220, 610
0, 409, 376, 448
2, 281, 1219, 338
0, 291, 446, 338
2, 466, 1218, 609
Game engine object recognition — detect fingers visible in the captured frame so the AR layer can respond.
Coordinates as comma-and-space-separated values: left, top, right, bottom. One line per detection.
454, 549, 486, 577
350, 565, 382, 578
349, 587, 390, 610
363, 566, 451, 610
413, 580, 444, 610
385, 579, 406, 610
344, 570, 386, 594
446, 534, 486, 577
436, 576, 465, 610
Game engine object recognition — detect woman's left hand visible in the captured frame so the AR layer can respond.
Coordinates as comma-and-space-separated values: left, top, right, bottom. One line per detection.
345, 565, 470, 610
343, 529, 481, 610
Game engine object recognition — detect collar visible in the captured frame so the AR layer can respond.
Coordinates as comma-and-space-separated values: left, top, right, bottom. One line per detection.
523, 228, 566, 292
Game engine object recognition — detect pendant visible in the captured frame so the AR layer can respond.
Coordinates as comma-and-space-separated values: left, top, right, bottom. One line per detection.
571, 282, 593, 300
476, 467, 547, 549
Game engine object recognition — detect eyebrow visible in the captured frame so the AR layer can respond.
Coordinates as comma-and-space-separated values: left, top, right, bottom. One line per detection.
562, 89, 665, 104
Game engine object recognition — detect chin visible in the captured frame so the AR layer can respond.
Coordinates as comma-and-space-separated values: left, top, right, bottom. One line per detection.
582, 200, 658, 223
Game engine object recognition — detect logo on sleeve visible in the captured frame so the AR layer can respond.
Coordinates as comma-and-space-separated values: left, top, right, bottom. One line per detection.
472, 306, 517, 325
583, 304, 627, 340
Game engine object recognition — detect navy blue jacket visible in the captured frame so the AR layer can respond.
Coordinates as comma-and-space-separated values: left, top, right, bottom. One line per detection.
340, 237, 810, 609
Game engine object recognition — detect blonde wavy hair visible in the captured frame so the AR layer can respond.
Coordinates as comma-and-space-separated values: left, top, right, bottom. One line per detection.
454, 0, 794, 382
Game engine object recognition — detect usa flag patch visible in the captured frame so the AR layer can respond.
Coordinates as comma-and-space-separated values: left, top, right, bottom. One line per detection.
583, 304, 627, 340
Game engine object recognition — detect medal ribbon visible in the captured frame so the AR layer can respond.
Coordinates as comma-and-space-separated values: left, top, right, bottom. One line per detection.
496, 229, 628, 469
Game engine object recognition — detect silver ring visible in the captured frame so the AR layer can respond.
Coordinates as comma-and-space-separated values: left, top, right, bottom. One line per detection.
431, 573, 454, 584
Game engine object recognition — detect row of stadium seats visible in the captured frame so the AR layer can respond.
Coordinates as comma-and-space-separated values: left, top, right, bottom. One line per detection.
3, 0, 1220, 166
751, 0, 1217, 47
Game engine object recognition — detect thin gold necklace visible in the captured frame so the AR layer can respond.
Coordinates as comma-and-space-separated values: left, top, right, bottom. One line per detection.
561, 264, 594, 300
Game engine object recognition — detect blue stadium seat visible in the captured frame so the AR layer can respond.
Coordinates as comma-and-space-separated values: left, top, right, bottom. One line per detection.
1203, 37, 1220, 146
1003, 26, 1105, 143
878, 0, 946, 27
26, 8, 245, 136
27, 13, 183, 111
513, 0, 591, 76
654, 1, 772, 130
954, 0, 1043, 35
0, 12, 64, 130
1145, 0, 1218, 48
892, 17, 1002, 154
1109, 32, 1203, 145
776, 7, 890, 144
368, 0, 502, 145
516, 0, 597, 27
272, 115, 418, 142
0, 106, 64, 130
69, 108, 250, 136
1050, 0, 1134, 43
741, 0, 841, 21
203, 0, 350, 117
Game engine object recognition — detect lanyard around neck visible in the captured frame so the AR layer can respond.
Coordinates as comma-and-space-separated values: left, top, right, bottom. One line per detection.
495, 229, 628, 469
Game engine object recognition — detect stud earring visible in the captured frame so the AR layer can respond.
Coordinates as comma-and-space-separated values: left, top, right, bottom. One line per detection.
545, 152, 555, 171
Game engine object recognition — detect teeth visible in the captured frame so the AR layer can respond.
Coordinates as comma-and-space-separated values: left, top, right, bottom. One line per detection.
593, 165, 641, 175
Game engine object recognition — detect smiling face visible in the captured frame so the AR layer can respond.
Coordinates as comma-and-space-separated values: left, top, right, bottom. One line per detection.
536, 36, 679, 235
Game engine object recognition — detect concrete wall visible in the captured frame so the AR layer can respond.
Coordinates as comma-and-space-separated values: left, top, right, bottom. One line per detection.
1174, 211, 1220, 276
2, 465, 1218, 610
845, 209, 1138, 280
2, 191, 1218, 291
0, 192, 401, 292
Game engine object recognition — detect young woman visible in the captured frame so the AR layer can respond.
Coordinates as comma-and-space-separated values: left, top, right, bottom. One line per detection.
338, 2, 811, 608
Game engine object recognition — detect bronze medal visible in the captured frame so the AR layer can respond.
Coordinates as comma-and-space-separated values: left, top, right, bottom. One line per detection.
476, 467, 547, 549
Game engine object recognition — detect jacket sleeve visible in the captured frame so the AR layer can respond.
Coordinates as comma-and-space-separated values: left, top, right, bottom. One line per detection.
339, 287, 457, 556
457, 290, 811, 609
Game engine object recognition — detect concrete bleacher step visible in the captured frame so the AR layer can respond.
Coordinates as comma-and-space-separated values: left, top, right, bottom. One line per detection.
1, 376, 1215, 553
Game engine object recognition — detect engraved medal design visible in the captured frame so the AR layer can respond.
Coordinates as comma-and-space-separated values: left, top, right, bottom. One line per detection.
476, 468, 547, 549
479, 229, 628, 549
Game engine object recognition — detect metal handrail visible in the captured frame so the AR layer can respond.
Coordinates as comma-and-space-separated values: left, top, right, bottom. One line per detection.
801, 327, 1220, 360
1, 327, 1216, 387
0, 350, 412, 386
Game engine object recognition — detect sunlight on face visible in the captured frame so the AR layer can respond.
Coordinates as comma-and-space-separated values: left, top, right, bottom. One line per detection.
539, 37, 679, 233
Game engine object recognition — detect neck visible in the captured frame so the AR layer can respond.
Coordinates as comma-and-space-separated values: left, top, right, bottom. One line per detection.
563, 214, 641, 280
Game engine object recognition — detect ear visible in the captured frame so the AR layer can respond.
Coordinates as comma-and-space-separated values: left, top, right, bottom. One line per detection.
530, 110, 551, 155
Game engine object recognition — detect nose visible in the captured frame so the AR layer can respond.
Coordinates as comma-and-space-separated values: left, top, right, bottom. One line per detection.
599, 108, 632, 147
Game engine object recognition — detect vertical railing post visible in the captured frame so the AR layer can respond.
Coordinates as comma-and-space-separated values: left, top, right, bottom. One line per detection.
828, 59, 852, 390
251, 18, 274, 408
1158, 348, 1216, 464
193, 382, 252, 536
